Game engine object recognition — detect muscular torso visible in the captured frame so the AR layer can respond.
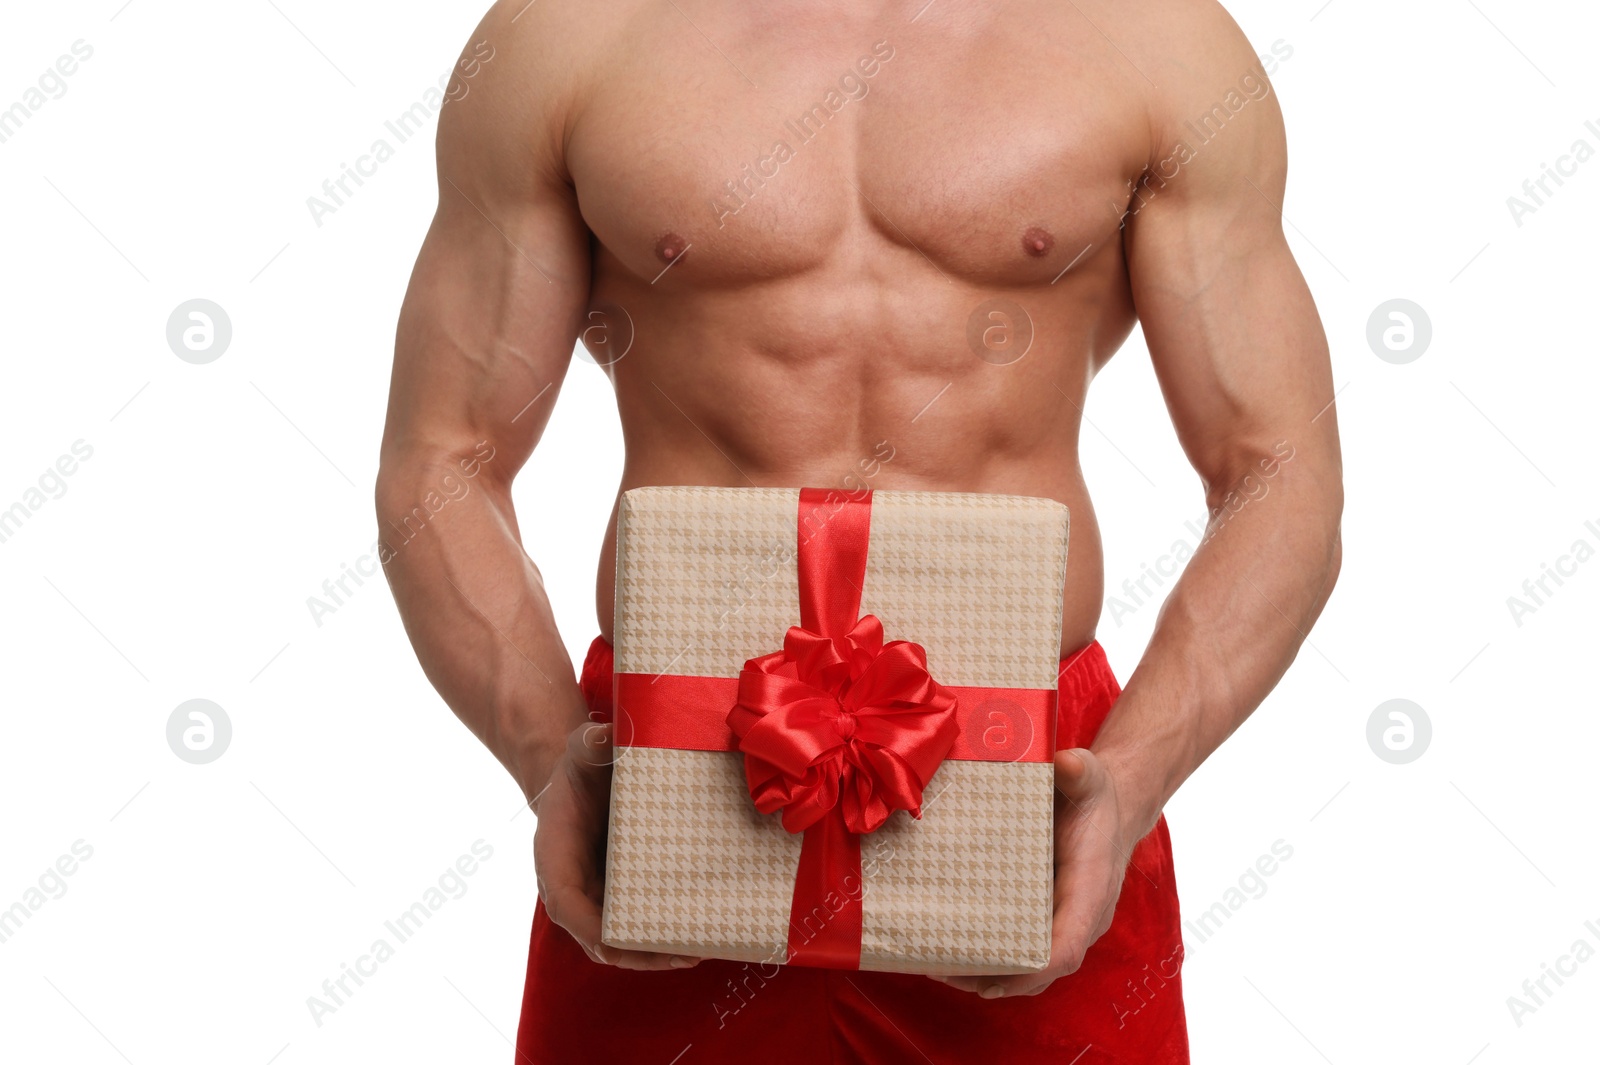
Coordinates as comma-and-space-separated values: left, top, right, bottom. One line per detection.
561, 2, 1156, 654
386, 0, 1327, 811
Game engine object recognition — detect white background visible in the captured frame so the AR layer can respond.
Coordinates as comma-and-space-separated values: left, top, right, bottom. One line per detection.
1, 1, 1596, 1063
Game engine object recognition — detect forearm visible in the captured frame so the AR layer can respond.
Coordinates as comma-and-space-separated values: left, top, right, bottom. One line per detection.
376, 448, 588, 803
1092, 447, 1343, 840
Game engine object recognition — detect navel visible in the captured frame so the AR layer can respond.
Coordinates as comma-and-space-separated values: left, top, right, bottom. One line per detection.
1021, 226, 1055, 258
655, 232, 689, 264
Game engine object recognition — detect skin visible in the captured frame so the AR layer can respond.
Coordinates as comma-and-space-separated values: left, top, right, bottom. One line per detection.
377, 0, 1343, 999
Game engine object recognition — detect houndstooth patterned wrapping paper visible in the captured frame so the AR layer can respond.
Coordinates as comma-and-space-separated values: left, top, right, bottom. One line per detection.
600, 487, 1069, 975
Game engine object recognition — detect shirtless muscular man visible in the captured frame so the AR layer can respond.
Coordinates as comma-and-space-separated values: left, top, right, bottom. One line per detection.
377, 1, 1342, 1060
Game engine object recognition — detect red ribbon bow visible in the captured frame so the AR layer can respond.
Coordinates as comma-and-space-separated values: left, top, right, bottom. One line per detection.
729, 615, 960, 835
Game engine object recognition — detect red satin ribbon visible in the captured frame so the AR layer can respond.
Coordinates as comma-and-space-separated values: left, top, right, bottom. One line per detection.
613, 488, 1056, 969
615, 673, 1055, 764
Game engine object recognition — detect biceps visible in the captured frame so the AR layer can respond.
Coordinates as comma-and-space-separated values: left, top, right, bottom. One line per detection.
383, 192, 590, 476
1128, 210, 1333, 481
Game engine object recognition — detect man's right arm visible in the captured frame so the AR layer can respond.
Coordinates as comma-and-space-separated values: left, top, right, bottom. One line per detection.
376, 7, 593, 806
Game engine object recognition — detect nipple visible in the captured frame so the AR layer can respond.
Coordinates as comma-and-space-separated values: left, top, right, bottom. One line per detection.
1022, 226, 1054, 258
655, 233, 688, 264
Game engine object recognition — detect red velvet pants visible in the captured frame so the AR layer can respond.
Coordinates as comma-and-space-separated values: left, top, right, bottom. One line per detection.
514, 638, 1189, 1064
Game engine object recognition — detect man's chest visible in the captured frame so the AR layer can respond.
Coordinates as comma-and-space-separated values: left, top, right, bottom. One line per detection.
566, 3, 1153, 287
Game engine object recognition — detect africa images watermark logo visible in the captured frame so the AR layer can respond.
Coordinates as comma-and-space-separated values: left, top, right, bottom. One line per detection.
710, 834, 897, 1030
167, 299, 232, 364
1504, 517, 1600, 628
1118, 40, 1292, 230
1104, 441, 1295, 626
308, 440, 497, 627
1117, 839, 1295, 1030
0, 440, 94, 547
1367, 299, 1432, 365
1367, 699, 1431, 764
1505, 118, 1600, 228
167, 699, 232, 765
305, 41, 496, 228
707, 40, 895, 229
0, 841, 95, 947
1506, 917, 1600, 1028
305, 840, 495, 1027
0, 39, 94, 147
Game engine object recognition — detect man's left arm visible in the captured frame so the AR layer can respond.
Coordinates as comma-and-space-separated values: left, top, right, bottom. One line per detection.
941, 8, 1343, 997
1100, 14, 1343, 866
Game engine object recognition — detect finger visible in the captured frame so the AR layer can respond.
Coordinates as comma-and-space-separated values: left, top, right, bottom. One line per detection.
608, 949, 705, 971
1046, 857, 1117, 979
541, 877, 697, 970
933, 973, 1049, 998
568, 721, 615, 775
540, 877, 605, 959
1053, 747, 1102, 802
533, 794, 608, 951
931, 974, 993, 995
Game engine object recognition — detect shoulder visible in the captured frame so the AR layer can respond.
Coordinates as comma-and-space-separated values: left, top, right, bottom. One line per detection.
1091, 0, 1291, 172
437, 0, 648, 189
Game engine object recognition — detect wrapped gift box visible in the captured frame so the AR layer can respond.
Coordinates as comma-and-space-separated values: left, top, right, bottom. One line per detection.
600, 486, 1069, 975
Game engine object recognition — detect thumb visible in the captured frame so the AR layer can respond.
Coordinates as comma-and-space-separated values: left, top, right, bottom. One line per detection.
1054, 747, 1100, 800
569, 721, 616, 775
